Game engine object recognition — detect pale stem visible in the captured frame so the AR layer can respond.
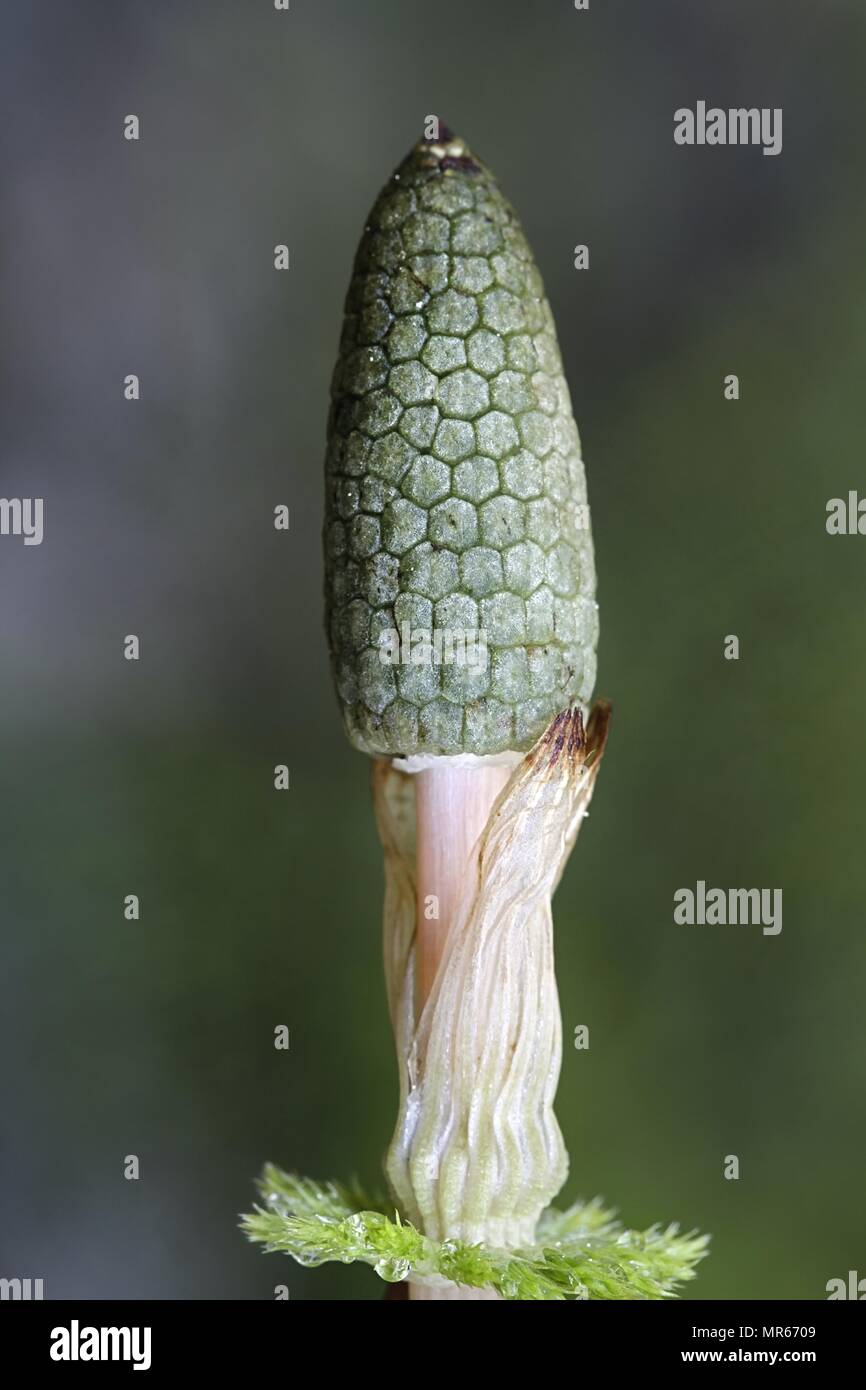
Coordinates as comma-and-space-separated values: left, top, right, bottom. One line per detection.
409, 760, 512, 1302
409, 1283, 502, 1301
413, 763, 512, 1012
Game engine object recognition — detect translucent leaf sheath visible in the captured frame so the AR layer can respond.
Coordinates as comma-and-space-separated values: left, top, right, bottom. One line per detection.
373, 702, 610, 1247
324, 132, 598, 757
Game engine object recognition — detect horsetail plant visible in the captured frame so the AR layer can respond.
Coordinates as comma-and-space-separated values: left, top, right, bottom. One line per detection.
242, 125, 708, 1300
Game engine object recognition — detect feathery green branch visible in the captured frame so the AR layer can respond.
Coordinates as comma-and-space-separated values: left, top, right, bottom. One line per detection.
241, 1166, 709, 1301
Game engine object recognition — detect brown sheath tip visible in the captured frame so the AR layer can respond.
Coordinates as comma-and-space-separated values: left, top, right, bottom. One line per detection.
529, 700, 611, 773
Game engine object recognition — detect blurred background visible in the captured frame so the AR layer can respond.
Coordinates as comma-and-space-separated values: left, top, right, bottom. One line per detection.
1, 0, 864, 1299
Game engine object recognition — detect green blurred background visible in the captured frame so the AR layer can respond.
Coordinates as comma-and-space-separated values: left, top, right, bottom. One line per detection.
2, 0, 864, 1299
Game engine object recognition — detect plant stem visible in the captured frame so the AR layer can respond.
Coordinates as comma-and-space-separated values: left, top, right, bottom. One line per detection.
409, 761, 512, 1301
414, 763, 512, 1011
409, 1282, 501, 1301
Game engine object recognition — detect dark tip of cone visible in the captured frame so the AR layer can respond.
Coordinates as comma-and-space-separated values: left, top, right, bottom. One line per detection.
422, 120, 455, 144
415, 125, 482, 176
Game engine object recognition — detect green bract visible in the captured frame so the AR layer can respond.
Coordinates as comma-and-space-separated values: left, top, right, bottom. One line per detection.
324, 129, 597, 756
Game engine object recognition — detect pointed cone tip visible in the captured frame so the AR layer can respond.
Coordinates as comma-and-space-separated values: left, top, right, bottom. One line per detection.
422, 120, 456, 145
412, 125, 482, 174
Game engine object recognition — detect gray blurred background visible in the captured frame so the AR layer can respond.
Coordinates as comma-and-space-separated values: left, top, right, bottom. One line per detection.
1, 0, 864, 1299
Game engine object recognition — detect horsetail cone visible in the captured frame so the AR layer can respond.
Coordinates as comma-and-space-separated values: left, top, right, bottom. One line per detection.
324, 128, 597, 757
322, 126, 610, 1277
